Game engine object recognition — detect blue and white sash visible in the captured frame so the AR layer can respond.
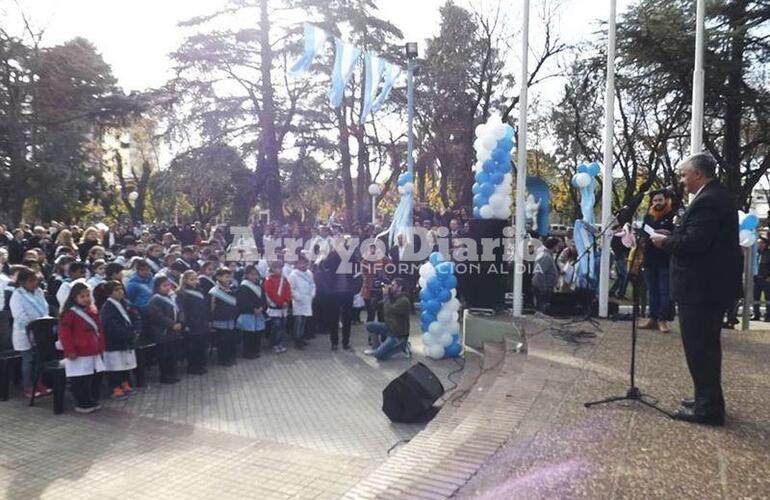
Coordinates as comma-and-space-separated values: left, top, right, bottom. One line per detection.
107, 298, 132, 326
71, 306, 100, 335
20, 289, 48, 317
209, 286, 237, 306
182, 289, 205, 301
152, 293, 178, 321
240, 280, 262, 298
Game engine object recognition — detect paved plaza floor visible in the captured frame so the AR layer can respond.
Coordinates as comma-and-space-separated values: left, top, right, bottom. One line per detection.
0, 323, 457, 500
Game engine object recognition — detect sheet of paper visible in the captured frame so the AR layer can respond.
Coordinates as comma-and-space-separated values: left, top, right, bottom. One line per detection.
643, 224, 656, 237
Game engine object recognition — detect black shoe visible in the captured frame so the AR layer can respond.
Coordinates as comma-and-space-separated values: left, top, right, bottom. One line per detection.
672, 407, 725, 426
294, 341, 305, 350
331, 344, 338, 351
681, 398, 695, 409
342, 344, 352, 351
160, 377, 180, 384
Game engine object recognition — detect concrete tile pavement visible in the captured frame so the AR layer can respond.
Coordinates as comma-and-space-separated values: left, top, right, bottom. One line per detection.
454, 317, 770, 499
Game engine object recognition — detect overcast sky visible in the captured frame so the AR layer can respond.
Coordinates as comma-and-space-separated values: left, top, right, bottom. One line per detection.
2, 0, 636, 99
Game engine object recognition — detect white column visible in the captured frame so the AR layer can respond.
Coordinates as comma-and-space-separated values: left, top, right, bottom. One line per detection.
691, 0, 705, 155
598, 0, 617, 318
513, 0, 530, 317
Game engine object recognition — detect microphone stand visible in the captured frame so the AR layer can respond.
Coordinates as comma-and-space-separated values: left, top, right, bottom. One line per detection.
584, 224, 673, 418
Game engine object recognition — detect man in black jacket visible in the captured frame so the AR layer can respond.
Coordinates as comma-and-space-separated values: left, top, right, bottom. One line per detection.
650, 153, 740, 426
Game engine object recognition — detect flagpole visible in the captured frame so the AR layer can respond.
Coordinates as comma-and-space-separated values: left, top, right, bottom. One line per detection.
599, 0, 617, 318
513, 0, 530, 317
691, 0, 705, 155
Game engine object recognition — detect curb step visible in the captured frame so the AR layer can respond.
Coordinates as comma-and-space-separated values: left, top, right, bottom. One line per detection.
344, 338, 541, 499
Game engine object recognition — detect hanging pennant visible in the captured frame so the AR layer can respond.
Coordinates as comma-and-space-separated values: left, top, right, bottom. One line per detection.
359, 51, 385, 124
371, 62, 401, 113
290, 24, 328, 76
328, 38, 361, 107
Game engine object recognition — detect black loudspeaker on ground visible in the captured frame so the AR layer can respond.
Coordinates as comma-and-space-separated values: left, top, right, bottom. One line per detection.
382, 362, 445, 423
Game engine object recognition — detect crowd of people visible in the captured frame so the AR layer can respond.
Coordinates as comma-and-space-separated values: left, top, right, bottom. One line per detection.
0, 213, 476, 413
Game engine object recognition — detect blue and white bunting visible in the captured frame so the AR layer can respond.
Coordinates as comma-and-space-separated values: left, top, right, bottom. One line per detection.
360, 51, 385, 124
371, 62, 400, 113
290, 24, 328, 76
328, 38, 361, 107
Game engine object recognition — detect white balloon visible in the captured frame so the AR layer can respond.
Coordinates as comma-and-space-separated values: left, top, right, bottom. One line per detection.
448, 322, 461, 336
493, 123, 507, 140
419, 262, 435, 278
481, 134, 497, 150
397, 185, 405, 194
479, 205, 494, 219
437, 309, 455, 323
428, 321, 443, 336
474, 123, 486, 138
427, 344, 445, 359
418, 277, 427, 289
496, 207, 512, 219
486, 113, 502, 127
739, 229, 757, 247
489, 193, 506, 209
451, 289, 457, 299
476, 148, 491, 162
446, 298, 461, 312
575, 172, 591, 188
473, 161, 484, 172
439, 333, 453, 347
422, 331, 437, 344
402, 182, 414, 194
504, 173, 513, 185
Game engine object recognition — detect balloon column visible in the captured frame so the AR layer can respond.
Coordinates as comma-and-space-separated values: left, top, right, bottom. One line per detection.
571, 162, 601, 289
472, 115, 515, 220
418, 252, 462, 359
397, 171, 414, 195
738, 211, 759, 247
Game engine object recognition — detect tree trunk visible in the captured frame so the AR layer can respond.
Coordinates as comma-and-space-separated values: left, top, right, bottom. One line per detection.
722, 0, 746, 195
355, 131, 369, 223
335, 107, 355, 225
258, 0, 283, 221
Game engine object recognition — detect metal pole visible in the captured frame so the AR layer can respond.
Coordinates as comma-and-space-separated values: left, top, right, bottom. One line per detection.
513, 0, 530, 317
691, 0, 705, 155
407, 58, 415, 175
371, 195, 376, 225
599, 0, 617, 318
742, 245, 754, 332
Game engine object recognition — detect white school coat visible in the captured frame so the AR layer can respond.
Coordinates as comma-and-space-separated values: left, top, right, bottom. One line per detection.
288, 269, 316, 317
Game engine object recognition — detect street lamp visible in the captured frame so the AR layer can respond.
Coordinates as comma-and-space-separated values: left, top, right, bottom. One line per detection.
368, 183, 382, 225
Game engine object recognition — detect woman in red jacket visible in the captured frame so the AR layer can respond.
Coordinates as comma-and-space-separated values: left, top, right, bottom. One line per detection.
59, 282, 106, 413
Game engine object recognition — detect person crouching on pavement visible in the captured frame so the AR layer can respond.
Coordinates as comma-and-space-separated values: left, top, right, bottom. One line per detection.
236, 265, 267, 359
99, 280, 141, 400
146, 276, 183, 384
58, 282, 106, 413
209, 268, 239, 366
364, 278, 412, 361
176, 270, 210, 374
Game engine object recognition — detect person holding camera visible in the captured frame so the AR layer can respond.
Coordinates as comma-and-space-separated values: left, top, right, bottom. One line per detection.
364, 278, 411, 361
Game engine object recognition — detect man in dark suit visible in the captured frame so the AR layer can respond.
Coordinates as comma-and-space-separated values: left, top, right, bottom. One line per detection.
650, 153, 740, 426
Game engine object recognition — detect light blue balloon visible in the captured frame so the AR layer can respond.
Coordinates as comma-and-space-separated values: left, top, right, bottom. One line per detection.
473, 194, 488, 208
482, 160, 496, 173
490, 172, 504, 184
480, 182, 495, 197
424, 299, 441, 314
588, 162, 601, 176
475, 171, 490, 184
577, 164, 588, 174
445, 342, 462, 357
473, 207, 481, 218
444, 275, 458, 289
420, 310, 436, 324
499, 138, 514, 151
472, 183, 481, 195
742, 214, 759, 231
436, 261, 454, 275
497, 161, 512, 174
427, 278, 443, 293
492, 149, 508, 163
429, 252, 444, 266
438, 288, 451, 302
504, 126, 515, 141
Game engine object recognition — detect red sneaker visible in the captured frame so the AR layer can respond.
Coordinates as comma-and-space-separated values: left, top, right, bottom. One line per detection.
34, 383, 53, 397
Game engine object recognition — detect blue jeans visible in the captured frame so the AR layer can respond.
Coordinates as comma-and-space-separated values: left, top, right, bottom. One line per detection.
645, 265, 673, 321
270, 316, 286, 347
293, 316, 307, 342
21, 349, 36, 389
365, 322, 407, 361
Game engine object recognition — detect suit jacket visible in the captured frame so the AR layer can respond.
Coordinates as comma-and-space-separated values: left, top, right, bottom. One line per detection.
663, 180, 740, 305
